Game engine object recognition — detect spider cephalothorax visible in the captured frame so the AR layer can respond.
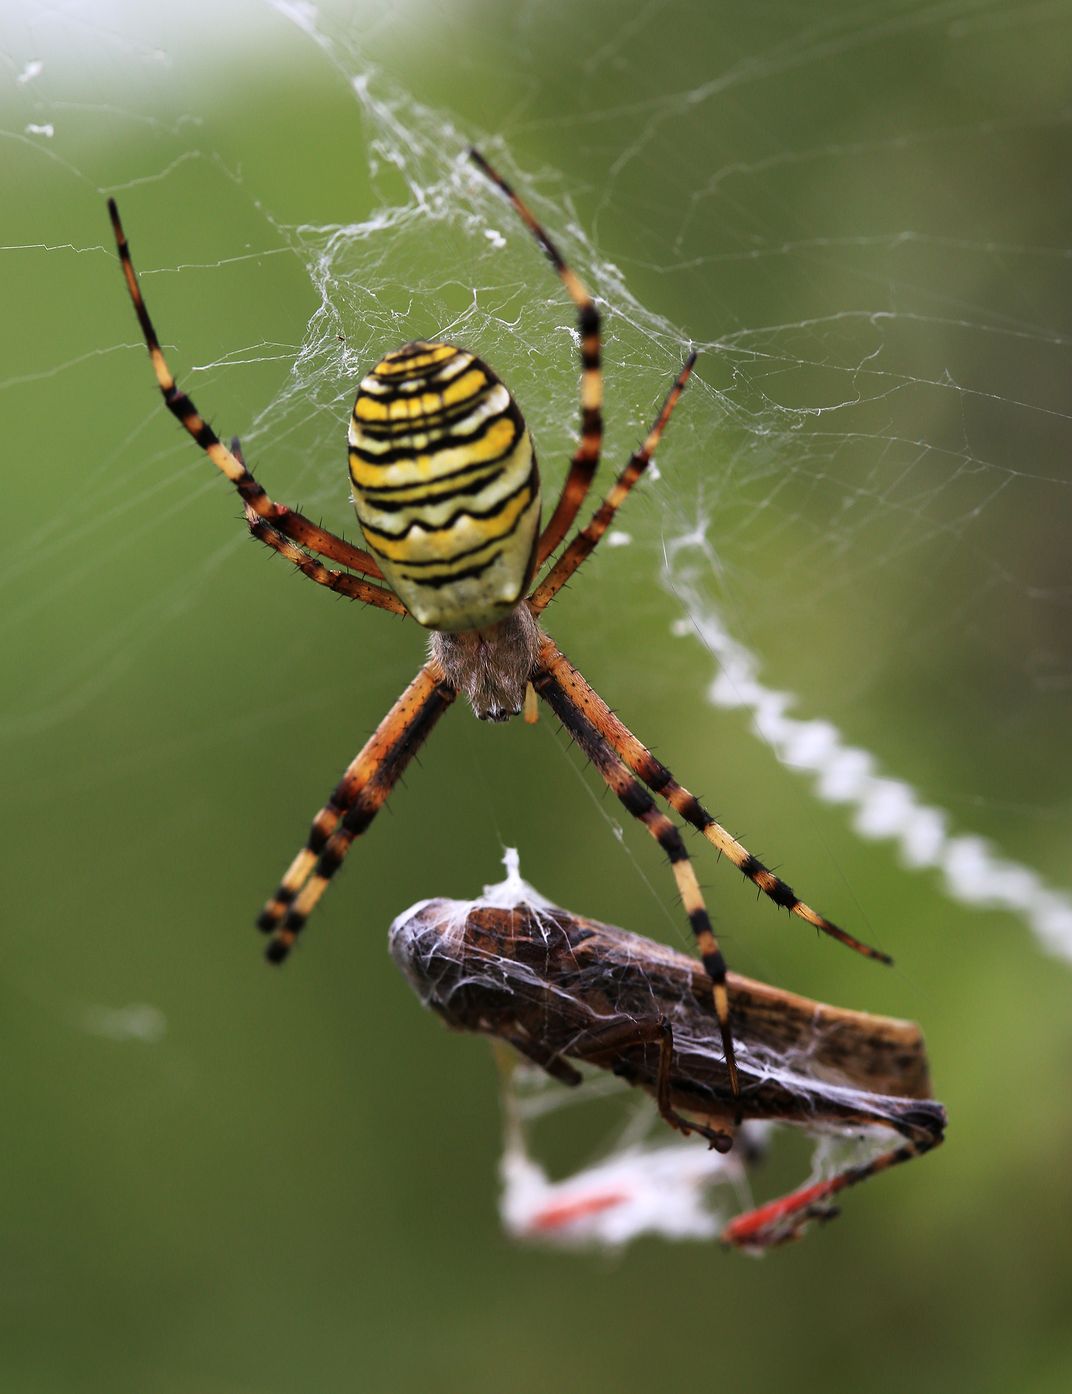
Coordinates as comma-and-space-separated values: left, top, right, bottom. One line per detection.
109, 147, 891, 1113
429, 606, 542, 722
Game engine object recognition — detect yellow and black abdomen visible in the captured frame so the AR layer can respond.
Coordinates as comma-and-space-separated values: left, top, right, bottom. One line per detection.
349, 341, 541, 631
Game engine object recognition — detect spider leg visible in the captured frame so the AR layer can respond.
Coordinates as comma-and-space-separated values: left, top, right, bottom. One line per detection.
536, 636, 892, 964
242, 503, 406, 614
532, 660, 741, 1102
108, 200, 385, 580
529, 353, 696, 613
259, 661, 456, 963
230, 438, 399, 609
722, 1118, 943, 1249
469, 150, 603, 566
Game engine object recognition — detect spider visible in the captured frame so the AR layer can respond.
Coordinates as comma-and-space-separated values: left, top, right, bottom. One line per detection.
108, 148, 890, 1101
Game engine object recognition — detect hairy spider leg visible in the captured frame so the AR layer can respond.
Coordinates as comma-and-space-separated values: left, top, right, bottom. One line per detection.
259, 663, 456, 962
108, 199, 387, 584
243, 505, 406, 614
224, 436, 402, 614
536, 639, 891, 964
225, 437, 401, 613
532, 661, 741, 1101
529, 353, 697, 611
469, 150, 603, 566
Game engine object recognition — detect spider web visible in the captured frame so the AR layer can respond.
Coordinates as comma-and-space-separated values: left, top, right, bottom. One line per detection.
3, 0, 1071, 1380
3, 0, 1068, 968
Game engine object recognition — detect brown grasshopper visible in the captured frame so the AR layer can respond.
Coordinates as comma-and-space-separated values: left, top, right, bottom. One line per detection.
390, 888, 945, 1249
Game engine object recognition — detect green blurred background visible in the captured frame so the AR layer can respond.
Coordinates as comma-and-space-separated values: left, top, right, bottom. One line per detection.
3, 2, 1071, 1390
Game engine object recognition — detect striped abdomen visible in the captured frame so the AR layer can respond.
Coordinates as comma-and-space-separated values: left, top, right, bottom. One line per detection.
349, 341, 541, 631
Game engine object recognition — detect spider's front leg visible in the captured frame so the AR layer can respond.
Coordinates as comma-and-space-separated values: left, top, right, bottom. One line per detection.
532, 656, 742, 1102
257, 661, 456, 963
537, 637, 891, 965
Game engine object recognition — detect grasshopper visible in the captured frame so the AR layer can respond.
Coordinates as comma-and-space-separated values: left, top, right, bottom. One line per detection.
391, 889, 945, 1248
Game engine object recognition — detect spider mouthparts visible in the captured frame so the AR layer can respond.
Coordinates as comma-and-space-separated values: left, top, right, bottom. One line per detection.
482, 707, 519, 723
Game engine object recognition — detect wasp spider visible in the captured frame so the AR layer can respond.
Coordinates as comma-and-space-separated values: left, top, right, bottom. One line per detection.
109, 149, 890, 1102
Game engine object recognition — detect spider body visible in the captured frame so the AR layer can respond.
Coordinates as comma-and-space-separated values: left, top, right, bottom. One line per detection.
109, 148, 892, 1111
350, 340, 540, 632
428, 605, 542, 723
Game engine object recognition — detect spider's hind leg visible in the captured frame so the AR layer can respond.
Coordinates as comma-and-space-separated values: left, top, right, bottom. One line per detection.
528, 353, 696, 612
469, 149, 603, 566
108, 203, 384, 580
